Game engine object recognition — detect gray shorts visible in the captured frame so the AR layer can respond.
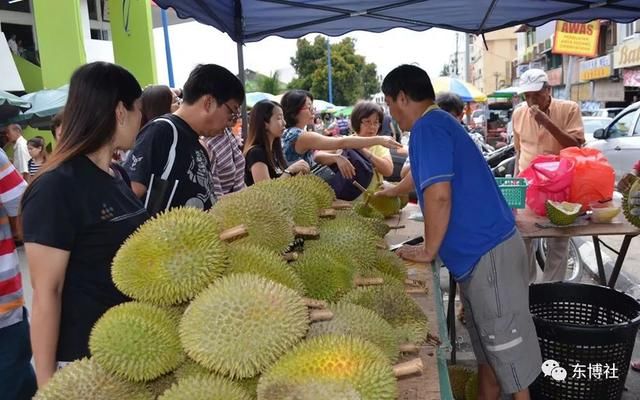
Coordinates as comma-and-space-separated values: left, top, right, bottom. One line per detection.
459, 231, 542, 394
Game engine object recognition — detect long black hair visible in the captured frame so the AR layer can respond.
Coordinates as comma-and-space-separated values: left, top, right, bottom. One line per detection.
23, 62, 141, 199
244, 100, 287, 173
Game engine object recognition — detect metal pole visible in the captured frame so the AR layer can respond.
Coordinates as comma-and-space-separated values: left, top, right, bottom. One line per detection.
465, 34, 471, 83
160, 8, 175, 87
327, 38, 333, 104
237, 41, 248, 139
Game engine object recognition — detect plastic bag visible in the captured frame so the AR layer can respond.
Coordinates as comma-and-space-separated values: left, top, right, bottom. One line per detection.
559, 147, 615, 211
519, 155, 575, 216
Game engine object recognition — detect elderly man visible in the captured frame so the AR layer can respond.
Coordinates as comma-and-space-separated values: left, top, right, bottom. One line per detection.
512, 69, 585, 283
5, 125, 30, 180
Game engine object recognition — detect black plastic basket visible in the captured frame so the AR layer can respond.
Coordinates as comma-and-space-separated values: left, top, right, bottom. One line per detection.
529, 282, 640, 400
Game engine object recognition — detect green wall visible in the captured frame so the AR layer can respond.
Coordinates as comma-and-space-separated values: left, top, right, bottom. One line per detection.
12, 54, 43, 92
109, 0, 157, 87
32, 0, 86, 88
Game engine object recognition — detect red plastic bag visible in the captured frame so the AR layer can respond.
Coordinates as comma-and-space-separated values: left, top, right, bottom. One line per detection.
559, 147, 615, 211
519, 155, 576, 216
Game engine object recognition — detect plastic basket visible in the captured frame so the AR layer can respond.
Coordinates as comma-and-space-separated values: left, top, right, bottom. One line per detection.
496, 177, 527, 209
529, 282, 640, 400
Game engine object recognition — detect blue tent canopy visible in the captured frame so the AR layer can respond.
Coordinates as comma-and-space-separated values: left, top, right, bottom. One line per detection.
154, 0, 640, 43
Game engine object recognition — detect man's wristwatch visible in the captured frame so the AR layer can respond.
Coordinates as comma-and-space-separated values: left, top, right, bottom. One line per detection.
283, 169, 292, 176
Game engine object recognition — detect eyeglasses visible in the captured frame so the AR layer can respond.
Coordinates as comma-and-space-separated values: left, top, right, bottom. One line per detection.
361, 120, 381, 127
223, 102, 242, 121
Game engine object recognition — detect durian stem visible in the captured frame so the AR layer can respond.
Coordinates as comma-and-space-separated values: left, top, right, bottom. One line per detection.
219, 225, 248, 242
399, 343, 420, 353
393, 358, 424, 377
293, 226, 320, 238
331, 200, 352, 210
319, 208, 337, 218
389, 224, 406, 230
405, 287, 426, 294
282, 252, 298, 262
376, 241, 388, 250
405, 279, 425, 287
303, 298, 327, 309
309, 309, 334, 322
352, 181, 368, 193
354, 277, 384, 286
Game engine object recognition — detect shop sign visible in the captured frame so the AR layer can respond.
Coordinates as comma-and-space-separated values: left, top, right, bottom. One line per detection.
579, 55, 612, 81
614, 38, 640, 69
553, 21, 600, 57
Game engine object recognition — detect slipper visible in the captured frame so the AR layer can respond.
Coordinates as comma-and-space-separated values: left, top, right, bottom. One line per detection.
631, 360, 640, 372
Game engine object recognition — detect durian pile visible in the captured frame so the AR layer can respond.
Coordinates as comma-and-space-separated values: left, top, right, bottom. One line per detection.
35, 175, 428, 400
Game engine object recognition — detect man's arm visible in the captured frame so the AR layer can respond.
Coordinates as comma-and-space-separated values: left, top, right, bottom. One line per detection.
531, 105, 583, 148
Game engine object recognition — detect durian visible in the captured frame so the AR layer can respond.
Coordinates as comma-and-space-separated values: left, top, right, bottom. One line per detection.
260, 379, 361, 400
257, 335, 397, 400
112, 208, 228, 306
623, 180, 640, 229
464, 371, 479, 400
341, 285, 428, 344
448, 366, 474, 400
353, 199, 385, 219
373, 250, 408, 282
294, 252, 356, 302
366, 193, 402, 217
180, 273, 309, 379
209, 190, 295, 253
251, 179, 319, 227
226, 243, 305, 293
158, 375, 252, 400
34, 358, 154, 400
308, 302, 401, 362
332, 211, 389, 238
90, 302, 184, 382
280, 175, 335, 209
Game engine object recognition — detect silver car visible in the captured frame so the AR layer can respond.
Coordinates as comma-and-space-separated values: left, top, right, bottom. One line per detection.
588, 102, 640, 182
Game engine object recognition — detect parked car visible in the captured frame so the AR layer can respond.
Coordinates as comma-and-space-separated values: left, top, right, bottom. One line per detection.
582, 108, 624, 118
587, 102, 640, 182
582, 116, 613, 142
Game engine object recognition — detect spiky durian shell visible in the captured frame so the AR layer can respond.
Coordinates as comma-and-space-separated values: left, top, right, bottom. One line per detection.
280, 174, 335, 209
353, 199, 385, 220
90, 302, 184, 382
373, 250, 407, 281
341, 285, 428, 345
293, 251, 355, 302
111, 207, 227, 306
34, 358, 154, 400
307, 302, 401, 362
226, 243, 305, 293
623, 180, 640, 229
251, 179, 319, 226
260, 379, 361, 400
257, 335, 396, 400
180, 274, 309, 379
209, 190, 295, 253
158, 375, 251, 400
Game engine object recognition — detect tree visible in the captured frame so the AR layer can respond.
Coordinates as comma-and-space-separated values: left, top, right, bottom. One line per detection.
257, 71, 282, 94
288, 36, 379, 105
440, 64, 451, 77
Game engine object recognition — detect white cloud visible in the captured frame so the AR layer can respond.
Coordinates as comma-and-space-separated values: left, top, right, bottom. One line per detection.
153, 22, 457, 91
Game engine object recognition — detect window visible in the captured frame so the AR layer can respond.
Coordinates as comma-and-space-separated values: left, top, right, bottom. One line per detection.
0, 0, 30, 13
624, 23, 635, 38
608, 110, 638, 138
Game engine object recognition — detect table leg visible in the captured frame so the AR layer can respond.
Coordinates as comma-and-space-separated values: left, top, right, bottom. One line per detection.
592, 236, 606, 286
608, 235, 633, 289
447, 273, 457, 364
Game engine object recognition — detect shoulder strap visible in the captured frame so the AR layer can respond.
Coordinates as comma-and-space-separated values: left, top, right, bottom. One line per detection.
155, 117, 179, 180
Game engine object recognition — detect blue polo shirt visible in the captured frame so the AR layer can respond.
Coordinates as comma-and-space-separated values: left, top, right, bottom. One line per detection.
409, 109, 516, 280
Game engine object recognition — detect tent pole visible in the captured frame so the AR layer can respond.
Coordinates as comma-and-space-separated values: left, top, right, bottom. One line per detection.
160, 8, 175, 87
327, 38, 333, 104
237, 41, 248, 139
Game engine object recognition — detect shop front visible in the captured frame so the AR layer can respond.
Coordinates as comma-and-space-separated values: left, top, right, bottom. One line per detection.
614, 38, 640, 104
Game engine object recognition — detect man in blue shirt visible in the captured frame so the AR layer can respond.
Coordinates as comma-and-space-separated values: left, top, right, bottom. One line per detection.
379, 65, 541, 400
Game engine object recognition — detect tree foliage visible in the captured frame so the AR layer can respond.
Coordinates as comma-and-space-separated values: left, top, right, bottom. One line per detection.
257, 71, 282, 94
288, 36, 380, 106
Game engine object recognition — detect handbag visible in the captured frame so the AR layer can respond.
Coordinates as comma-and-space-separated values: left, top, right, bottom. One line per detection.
311, 149, 374, 201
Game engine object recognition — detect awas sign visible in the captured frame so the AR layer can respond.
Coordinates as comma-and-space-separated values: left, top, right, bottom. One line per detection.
553, 21, 600, 58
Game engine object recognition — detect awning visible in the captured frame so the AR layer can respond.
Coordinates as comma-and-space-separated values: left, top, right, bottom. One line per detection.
153, 0, 640, 43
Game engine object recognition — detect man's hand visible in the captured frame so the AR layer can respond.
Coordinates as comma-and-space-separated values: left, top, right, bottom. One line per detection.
396, 244, 434, 264
529, 105, 553, 129
374, 182, 399, 198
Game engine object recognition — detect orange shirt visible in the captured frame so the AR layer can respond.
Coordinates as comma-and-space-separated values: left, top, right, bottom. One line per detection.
513, 99, 585, 172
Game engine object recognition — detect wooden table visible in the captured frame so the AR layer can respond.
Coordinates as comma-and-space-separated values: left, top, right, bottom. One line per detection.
516, 208, 640, 287
385, 205, 455, 400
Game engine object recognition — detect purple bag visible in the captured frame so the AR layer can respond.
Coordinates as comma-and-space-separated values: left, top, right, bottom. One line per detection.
311, 149, 374, 201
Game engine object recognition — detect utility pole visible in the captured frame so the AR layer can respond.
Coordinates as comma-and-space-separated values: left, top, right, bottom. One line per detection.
465, 33, 471, 83
454, 32, 459, 77
327, 38, 333, 104
494, 72, 500, 91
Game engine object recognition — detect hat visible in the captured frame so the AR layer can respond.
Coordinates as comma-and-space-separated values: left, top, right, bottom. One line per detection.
517, 69, 548, 94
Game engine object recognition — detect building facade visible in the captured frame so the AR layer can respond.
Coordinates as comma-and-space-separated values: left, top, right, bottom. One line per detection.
469, 28, 517, 94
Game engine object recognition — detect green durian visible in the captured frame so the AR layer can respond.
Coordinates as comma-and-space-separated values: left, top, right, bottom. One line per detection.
90, 302, 184, 382
34, 358, 154, 400
112, 207, 227, 306
158, 375, 251, 400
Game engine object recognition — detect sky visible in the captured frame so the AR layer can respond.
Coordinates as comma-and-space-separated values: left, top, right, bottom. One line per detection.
152, 22, 459, 90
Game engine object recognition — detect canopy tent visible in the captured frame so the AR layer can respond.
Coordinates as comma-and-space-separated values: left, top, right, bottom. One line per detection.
313, 99, 336, 112
246, 91, 276, 107
0, 90, 31, 123
432, 77, 486, 103
154, 0, 640, 43
9, 85, 68, 129
488, 87, 519, 98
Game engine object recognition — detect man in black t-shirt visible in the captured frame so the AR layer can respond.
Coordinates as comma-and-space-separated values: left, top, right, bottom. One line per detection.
124, 64, 245, 212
